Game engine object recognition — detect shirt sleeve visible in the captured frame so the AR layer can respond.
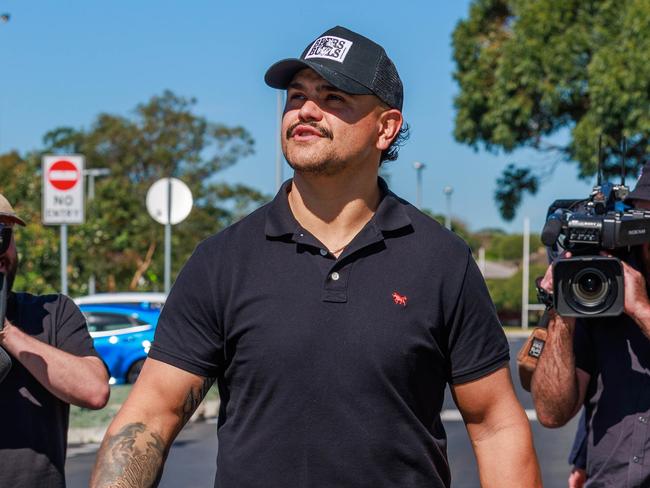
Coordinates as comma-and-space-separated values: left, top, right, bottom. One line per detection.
447, 250, 510, 384
54, 295, 101, 359
148, 241, 223, 378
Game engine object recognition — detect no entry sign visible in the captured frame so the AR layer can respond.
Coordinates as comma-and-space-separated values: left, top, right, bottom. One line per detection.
48, 160, 80, 191
42, 155, 85, 224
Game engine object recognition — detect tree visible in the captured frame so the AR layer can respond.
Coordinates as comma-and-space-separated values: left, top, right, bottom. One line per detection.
7, 91, 267, 295
453, 0, 650, 219
421, 209, 482, 251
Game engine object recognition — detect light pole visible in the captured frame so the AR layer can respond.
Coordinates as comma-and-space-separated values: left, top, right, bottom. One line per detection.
83, 168, 111, 294
413, 161, 425, 209
84, 168, 111, 200
443, 186, 453, 230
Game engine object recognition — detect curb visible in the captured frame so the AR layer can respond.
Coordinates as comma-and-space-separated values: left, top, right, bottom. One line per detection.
68, 399, 220, 446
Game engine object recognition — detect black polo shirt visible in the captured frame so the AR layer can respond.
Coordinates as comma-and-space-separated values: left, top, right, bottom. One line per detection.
574, 315, 650, 487
150, 178, 509, 488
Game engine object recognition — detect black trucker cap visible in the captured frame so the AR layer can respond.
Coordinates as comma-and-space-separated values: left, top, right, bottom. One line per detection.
626, 161, 650, 203
265, 26, 403, 111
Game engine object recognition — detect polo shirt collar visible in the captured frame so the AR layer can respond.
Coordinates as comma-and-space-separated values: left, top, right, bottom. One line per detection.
264, 177, 411, 239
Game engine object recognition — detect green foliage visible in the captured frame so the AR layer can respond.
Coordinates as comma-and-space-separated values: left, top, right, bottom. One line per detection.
453, 0, 650, 220
482, 232, 542, 260
6, 91, 268, 295
421, 209, 481, 251
485, 263, 547, 314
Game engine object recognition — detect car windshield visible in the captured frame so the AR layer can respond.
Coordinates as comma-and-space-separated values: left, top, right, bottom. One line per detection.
84, 312, 150, 333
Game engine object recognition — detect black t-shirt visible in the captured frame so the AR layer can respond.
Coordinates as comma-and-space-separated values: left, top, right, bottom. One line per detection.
574, 315, 650, 487
150, 179, 509, 488
0, 292, 101, 488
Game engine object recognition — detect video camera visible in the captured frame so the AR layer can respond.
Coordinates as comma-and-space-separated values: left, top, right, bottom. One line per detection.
541, 139, 650, 317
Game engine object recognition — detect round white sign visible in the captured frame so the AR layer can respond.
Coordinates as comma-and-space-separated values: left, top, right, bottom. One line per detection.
146, 178, 193, 225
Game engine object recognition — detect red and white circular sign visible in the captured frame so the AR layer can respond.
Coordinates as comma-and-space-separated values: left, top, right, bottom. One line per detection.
47, 160, 80, 191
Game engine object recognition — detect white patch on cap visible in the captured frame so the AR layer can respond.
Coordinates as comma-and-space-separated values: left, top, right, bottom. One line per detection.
305, 36, 353, 63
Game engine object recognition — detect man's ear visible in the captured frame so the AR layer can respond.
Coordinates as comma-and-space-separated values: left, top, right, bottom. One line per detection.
376, 109, 403, 151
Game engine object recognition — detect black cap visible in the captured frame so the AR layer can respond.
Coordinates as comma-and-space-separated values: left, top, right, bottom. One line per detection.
626, 161, 650, 203
265, 26, 403, 110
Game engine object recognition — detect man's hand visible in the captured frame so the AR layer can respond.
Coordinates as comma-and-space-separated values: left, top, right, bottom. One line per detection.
600, 252, 650, 340
620, 259, 650, 339
90, 358, 215, 488
452, 366, 542, 488
568, 466, 587, 488
1, 318, 109, 409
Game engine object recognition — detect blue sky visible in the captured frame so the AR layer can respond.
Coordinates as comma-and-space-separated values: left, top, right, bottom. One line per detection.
0, 0, 597, 233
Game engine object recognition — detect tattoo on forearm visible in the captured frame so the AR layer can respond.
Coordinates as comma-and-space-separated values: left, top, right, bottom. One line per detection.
91, 423, 165, 488
181, 376, 216, 425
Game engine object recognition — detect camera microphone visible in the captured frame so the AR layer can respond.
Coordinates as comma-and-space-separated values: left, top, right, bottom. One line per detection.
542, 212, 564, 247
0, 272, 11, 383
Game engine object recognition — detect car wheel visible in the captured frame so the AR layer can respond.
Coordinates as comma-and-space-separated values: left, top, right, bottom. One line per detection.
126, 359, 145, 384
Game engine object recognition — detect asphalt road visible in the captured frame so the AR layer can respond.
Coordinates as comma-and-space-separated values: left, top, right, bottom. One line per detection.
66, 336, 580, 488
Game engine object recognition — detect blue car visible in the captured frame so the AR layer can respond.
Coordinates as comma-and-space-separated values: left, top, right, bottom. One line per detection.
79, 304, 161, 385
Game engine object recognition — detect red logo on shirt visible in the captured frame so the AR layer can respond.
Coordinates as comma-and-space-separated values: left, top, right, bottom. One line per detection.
392, 291, 408, 307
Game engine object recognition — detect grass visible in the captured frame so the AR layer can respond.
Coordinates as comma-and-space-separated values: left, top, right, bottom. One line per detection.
69, 385, 132, 429
69, 383, 220, 429
503, 325, 535, 334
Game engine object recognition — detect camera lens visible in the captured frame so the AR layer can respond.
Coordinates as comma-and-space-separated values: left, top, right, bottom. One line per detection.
571, 268, 609, 308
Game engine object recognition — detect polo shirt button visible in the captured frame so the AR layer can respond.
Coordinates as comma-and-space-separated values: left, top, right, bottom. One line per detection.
330, 272, 340, 281
633, 456, 640, 463
639, 416, 647, 423
320, 248, 328, 256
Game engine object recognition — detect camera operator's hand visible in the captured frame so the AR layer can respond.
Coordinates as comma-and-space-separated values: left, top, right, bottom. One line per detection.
568, 466, 587, 488
599, 251, 650, 340
621, 259, 650, 319
531, 251, 588, 428
539, 252, 576, 327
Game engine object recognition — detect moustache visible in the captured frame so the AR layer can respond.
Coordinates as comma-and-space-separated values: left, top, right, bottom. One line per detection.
286, 122, 333, 140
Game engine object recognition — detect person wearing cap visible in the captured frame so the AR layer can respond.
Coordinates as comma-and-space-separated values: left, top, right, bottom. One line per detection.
91, 26, 540, 488
532, 163, 650, 487
0, 194, 109, 488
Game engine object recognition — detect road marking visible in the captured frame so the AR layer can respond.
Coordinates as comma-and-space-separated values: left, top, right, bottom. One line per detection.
441, 409, 538, 422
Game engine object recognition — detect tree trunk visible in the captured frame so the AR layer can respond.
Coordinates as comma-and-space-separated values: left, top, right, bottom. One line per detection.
129, 241, 156, 290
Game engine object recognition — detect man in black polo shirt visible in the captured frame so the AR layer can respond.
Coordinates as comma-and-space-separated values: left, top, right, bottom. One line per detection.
533, 163, 650, 487
91, 26, 541, 488
0, 193, 110, 487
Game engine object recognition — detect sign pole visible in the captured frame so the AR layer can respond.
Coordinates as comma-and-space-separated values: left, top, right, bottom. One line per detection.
146, 177, 193, 295
164, 178, 172, 294
60, 224, 68, 295
521, 217, 530, 329
43, 155, 84, 296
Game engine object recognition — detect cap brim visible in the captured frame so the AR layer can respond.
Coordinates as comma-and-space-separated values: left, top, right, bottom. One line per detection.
0, 213, 26, 226
265, 58, 373, 96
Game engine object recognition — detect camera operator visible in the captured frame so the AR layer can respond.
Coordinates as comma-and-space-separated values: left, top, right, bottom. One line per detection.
0, 193, 110, 487
532, 163, 650, 487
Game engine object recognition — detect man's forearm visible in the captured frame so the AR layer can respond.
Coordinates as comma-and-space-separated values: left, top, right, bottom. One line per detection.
91, 421, 167, 488
531, 312, 580, 427
472, 416, 542, 488
1, 321, 109, 408
90, 360, 216, 488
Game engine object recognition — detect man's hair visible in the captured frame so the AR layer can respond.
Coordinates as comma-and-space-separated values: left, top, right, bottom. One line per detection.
380, 122, 410, 165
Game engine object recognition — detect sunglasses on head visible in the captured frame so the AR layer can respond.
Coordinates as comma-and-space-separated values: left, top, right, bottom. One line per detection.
0, 225, 12, 255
